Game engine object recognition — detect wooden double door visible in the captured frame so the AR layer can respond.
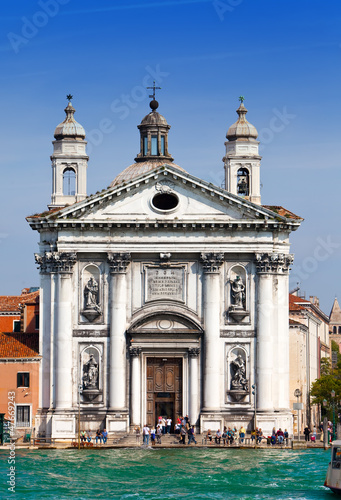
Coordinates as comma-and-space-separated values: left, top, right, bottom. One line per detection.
146, 358, 182, 429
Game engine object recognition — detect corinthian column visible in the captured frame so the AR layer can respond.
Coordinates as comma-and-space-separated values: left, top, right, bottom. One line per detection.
201, 252, 224, 411
189, 348, 200, 426
255, 253, 293, 412
130, 346, 141, 426
107, 253, 131, 410
51, 252, 77, 409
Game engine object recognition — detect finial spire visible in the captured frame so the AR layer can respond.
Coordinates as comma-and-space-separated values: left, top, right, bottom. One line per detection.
238, 95, 245, 103
66, 94, 73, 102
147, 81, 161, 100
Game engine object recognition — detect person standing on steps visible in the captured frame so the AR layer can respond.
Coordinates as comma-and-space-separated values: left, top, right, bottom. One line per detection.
304, 425, 311, 442
143, 424, 150, 445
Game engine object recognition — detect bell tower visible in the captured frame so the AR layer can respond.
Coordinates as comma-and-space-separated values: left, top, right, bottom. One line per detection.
49, 95, 88, 209
223, 97, 261, 205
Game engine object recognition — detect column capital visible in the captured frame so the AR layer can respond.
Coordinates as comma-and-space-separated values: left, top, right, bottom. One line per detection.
107, 252, 131, 274
35, 251, 77, 274
129, 346, 142, 357
255, 253, 294, 274
200, 252, 224, 273
188, 347, 201, 358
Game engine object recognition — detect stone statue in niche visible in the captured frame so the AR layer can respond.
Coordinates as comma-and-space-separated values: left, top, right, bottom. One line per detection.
83, 354, 99, 389
84, 277, 100, 311
230, 354, 248, 392
231, 276, 245, 309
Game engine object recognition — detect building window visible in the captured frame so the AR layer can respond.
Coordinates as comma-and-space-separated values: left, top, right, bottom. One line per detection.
13, 320, 20, 332
143, 136, 148, 155
151, 192, 179, 212
63, 168, 76, 196
151, 135, 158, 155
35, 314, 39, 330
17, 372, 30, 388
161, 135, 165, 155
16, 406, 30, 427
334, 326, 337, 334
339, 326, 341, 334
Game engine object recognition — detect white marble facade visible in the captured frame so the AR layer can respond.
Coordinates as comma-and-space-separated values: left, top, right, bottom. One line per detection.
28, 97, 302, 439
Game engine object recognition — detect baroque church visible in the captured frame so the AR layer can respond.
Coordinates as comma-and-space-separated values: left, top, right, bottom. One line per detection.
27, 91, 302, 439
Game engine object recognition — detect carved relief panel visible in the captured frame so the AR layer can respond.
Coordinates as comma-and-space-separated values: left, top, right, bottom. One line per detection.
143, 264, 187, 304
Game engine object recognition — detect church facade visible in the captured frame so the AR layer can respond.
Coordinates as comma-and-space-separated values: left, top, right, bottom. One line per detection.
27, 94, 302, 439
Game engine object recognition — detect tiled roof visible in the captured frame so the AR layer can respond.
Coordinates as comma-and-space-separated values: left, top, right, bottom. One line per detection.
0, 291, 39, 313
262, 206, 303, 220
27, 206, 63, 219
0, 332, 39, 358
289, 294, 306, 311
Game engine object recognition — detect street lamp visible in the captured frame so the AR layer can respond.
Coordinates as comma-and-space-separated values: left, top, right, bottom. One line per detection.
331, 390, 336, 441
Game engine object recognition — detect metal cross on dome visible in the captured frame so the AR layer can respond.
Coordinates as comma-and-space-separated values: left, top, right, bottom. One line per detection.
66, 94, 73, 102
147, 81, 161, 100
238, 96, 245, 103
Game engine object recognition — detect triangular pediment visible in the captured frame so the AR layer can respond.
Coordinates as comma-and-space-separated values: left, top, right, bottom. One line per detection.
27, 164, 302, 231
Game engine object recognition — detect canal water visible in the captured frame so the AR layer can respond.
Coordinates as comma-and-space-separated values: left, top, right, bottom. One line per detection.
0, 447, 334, 499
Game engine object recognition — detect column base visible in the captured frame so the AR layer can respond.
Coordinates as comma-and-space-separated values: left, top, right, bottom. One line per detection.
51, 410, 76, 440
256, 410, 293, 436
200, 412, 225, 432
34, 408, 53, 438
106, 410, 129, 433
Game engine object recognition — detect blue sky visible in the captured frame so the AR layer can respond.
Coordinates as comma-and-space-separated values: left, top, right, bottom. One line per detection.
0, 0, 340, 313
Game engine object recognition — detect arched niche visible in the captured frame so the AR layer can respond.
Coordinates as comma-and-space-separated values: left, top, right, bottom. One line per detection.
80, 345, 103, 403
81, 264, 102, 322
226, 264, 249, 323
226, 345, 249, 403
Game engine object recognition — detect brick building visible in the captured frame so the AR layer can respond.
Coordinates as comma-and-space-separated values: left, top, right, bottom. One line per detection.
0, 288, 40, 435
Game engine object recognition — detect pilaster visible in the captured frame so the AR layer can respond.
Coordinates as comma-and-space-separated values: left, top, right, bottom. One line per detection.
129, 346, 142, 427
189, 347, 200, 427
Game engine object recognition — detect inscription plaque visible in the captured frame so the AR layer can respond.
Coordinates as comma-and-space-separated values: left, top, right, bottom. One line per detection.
146, 267, 184, 302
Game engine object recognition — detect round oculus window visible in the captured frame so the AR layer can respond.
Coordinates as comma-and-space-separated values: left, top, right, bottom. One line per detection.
151, 192, 179, 212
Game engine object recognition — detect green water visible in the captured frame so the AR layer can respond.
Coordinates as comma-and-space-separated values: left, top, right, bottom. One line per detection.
0, 448, 333, 500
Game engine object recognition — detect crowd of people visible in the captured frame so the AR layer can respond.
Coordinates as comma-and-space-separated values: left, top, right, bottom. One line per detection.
205, 426, 289, 446
76, 418, 334, 448
136, 415, 198, 446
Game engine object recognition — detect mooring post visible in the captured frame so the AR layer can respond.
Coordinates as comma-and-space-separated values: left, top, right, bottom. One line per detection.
324, 417, 329, 450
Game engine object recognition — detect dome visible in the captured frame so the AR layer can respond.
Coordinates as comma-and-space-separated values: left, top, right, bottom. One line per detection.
54, 102, 86, 140
226, 103, 258, 141
140, 110, 169, 127
110, 160, 186, 187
